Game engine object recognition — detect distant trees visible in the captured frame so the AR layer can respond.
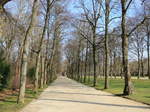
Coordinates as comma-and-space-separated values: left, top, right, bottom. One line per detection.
0, 0, 66, 104
65, 0, 150, 96
34, 0, 55, 94
79, 0, 102, 86
130, 25, 145, 78
0, 0, 150, 106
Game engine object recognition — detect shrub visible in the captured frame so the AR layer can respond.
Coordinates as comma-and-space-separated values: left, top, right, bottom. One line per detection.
0, 59, 10, 90
27, 67, 36, 83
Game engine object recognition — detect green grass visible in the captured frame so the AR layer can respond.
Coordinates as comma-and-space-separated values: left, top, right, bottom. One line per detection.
83, 78, 150, 105
0, 87, 47, 112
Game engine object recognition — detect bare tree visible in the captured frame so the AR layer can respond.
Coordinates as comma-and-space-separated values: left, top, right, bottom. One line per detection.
104, 0, 110, 89
79, 0, 102, 86
17, 0, 39, 103
120, 0, 148, 95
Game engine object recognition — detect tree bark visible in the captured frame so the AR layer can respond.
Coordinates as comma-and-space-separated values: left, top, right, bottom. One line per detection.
146, 23, 150, 79
34, 0, 51, 92
88, 48, 91, 83
121, 0, 133, 95
40, 56, 45, 89
92, 29, 97, 87
80, 46, 84, 82
17, 0, 39, 103
104, 0, 110, 89
84, 40, 88, 83
137, 50, 141, 79
141, 53, 144, 77
77, 39, 81, 81
34, 53, 40, 93
113, 52, 117, 78
44, 60, 47, 85
13, 47, 23, 90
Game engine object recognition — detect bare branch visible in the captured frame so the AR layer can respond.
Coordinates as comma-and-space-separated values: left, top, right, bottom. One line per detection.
125, 0, 133, 12
0, 0, 11, 7
127, 17, 148, 37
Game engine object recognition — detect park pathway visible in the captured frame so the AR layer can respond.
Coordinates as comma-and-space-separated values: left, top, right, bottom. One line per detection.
21, 76, 150, 112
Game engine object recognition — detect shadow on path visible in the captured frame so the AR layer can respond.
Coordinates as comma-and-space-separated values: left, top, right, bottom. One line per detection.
38, 98, 150, 110
46, 91, 114, 97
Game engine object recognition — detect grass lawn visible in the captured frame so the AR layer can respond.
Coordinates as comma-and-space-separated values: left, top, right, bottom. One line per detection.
0, 87, 46, 112
83, 78, 150, 105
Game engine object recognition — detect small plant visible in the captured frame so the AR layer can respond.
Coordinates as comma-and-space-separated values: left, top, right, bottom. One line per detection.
27, 67, 36, 83
0, 50, 10, 90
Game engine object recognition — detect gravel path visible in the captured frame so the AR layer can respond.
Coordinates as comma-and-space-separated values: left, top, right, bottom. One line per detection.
21, 76, 150, 112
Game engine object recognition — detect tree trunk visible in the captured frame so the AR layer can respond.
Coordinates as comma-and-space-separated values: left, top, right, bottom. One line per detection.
84, 40, 88, 83
113, 52, 117, 78
12, 47, 22, 90
0, 0, 11, 43
44, 60, 47, 85
17, 0, 39, 103
34, 0, 51, 91
104, 0, 110, 89
121, 0, 133, 95
137, 50, 141, 79
77, 39, 81, 81
40, 56, 45, 89
103, 54, 105, 78
109, 55, 113, 78
80, 47, 84, 82
88, 49, 91, 83
147, 24, 150, 79
34, 53, 40, 93
141, 54, 144, 77
92, 29, 97, 87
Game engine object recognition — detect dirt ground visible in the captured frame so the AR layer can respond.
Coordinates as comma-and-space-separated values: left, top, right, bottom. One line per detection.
20, 76, 150, 112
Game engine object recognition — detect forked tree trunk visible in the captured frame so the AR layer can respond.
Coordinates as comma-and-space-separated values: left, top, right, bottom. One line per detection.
17, 0, 39, 103
34, 0, 51, 92
121, 0, 133, 95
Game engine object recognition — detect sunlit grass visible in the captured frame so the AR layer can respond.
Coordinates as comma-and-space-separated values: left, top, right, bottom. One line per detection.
0, 87, 47, 112
83, 77, 150, 105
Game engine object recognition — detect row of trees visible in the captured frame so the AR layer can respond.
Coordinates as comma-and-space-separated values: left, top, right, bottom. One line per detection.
65, 0, 150, 95
0, 0, 66, 103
